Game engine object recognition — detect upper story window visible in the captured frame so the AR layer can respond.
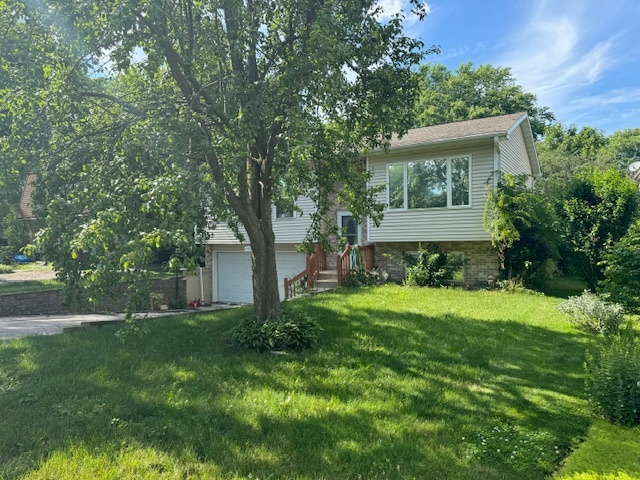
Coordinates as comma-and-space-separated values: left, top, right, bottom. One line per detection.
387, 155, 471, 210
274, 203, 295, 219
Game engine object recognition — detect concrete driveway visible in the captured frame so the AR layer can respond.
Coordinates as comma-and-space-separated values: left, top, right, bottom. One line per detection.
0, 304, 241, 341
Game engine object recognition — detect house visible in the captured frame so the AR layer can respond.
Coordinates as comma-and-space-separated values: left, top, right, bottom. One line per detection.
202, 112, 540, 303
17, 173, 44, 241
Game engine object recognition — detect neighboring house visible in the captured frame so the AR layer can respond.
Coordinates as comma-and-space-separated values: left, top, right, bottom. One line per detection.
202, 112, 540, 303
17, 173, 44, 241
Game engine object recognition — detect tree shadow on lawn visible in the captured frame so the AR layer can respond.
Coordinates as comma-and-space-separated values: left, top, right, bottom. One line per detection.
0, 304, 593, 479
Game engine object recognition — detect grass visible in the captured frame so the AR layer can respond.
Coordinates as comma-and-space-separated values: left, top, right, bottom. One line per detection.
0, 280, 62, 295
539, 275, 587, 299
10, 264, 54, 272
0, 284, 617, 479
556, 420, 640, 479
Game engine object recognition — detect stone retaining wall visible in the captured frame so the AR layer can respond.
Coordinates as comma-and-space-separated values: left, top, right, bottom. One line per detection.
0, 276, 187, 317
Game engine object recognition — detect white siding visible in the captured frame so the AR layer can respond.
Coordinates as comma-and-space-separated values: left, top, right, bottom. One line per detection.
203, 195, 315, 245
500, 125, 533, 177
367, 141, 494, 242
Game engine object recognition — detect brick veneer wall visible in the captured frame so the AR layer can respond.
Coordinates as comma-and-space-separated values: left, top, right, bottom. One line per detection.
0, 276, 187, 317
374, 241, 499, 287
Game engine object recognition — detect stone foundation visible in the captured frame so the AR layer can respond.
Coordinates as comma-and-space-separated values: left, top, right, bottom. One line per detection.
373, 241, 499, 287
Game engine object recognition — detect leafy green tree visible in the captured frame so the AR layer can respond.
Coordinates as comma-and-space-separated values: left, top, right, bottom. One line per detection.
601, 220, 640, 312
414, 62, 555, 137
7, 0, 431, 322
559, 169, 639, 292
605, 128, 640, 171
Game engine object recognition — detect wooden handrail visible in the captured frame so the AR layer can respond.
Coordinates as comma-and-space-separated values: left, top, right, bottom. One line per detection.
337, 244, 351, 286
337, 244, 375, 286
284, 270, 307, 300
284, 245, 327, 299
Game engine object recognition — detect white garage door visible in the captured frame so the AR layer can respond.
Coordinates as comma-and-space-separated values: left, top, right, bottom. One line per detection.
217, 252, 306, 303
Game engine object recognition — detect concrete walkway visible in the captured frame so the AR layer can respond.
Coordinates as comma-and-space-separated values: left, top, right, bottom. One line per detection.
0, 304, 242, 341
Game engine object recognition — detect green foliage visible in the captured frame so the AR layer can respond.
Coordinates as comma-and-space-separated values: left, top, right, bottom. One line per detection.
602, 220, 640, 312
226, 304, 322, 352
343, 268, 388, 288
0, 265, 13, 274
496, 278, 542, 295
415, 62, 555, 137
585, 330, 640, 426
402, 243, 463, 287
484, 173, 558, 284
4, 0, 432, 322
558, 169, 639, 291
557, 291, 624, 335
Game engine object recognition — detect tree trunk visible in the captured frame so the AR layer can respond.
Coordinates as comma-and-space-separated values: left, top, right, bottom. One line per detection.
250, 229, 281, 322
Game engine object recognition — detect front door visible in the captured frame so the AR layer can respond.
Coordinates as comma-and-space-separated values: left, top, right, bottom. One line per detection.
338, 212, 360, 246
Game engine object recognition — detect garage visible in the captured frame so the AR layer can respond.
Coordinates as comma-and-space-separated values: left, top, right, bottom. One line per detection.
216, 251, 306, 303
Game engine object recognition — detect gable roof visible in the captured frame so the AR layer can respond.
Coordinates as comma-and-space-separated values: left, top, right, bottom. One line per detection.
17, 173, 37, 220
383, 112, 541, 177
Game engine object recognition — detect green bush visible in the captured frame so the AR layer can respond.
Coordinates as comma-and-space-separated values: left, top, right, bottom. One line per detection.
557, 291, 624, 335
403, 243, 463, 287
585, 330, 640, 426
226, 304, 322, 352
343, 268, 388, 288
602, 220, 640, 312
0, 265, 14, 274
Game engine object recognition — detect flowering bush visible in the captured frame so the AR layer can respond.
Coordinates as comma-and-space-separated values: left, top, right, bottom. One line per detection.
557, 291, 624, 335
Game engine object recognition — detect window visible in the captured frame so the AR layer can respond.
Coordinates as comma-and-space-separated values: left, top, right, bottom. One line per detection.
274, 204, 294, 218
387, 156, 470, 209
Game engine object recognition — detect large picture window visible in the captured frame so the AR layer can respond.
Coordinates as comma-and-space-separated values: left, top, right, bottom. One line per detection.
387, 156, 470, 209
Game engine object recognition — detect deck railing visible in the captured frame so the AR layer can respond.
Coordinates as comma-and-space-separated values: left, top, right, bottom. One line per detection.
337, 244, 375, 286
284, 245, 327, 299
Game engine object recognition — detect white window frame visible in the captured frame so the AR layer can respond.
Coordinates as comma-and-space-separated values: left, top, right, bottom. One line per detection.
386, 154, 472, 210
273, 201, 297, 220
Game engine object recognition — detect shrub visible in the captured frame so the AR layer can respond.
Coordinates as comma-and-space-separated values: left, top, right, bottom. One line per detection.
557, 291, 624, 335
403, 243, 463, 287
0, 265, 13, 274
343, 268, 388, 288
585, 330, 640, 426
496, 278, 542, 295
226, 304, 322, 352
602, 219, 640, 313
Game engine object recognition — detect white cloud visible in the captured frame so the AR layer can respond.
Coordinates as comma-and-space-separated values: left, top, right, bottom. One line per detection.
499, 4, 618, 108
374, 0, 431, 24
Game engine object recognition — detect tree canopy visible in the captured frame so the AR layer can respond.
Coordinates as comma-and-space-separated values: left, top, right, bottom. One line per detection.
414, 62, 555, 137
2, 0, 431, 321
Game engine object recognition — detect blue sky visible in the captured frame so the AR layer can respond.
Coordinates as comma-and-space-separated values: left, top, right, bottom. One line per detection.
381, 0, 640, 134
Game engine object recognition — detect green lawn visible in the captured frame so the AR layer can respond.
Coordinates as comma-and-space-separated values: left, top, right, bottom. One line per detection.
0, 280, 62, 295
0, 285, 627, 479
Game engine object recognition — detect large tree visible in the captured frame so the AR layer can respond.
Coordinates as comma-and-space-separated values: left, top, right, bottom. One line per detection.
414, 62, 555, 137
7, 0, 430, 321
558, 169, 638, 291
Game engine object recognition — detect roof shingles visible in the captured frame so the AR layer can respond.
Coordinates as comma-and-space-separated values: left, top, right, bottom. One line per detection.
389, 112, 527, 148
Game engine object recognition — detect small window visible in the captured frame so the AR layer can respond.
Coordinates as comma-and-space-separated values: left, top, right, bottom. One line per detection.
275, 204, 294, 219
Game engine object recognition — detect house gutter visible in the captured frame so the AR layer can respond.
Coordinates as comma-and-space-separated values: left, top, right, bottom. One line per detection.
493, 136, 501, 187
366, 155, 371, 243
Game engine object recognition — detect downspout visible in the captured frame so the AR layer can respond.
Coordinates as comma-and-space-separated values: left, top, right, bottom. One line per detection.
366, 155, 371, 243
493, 137, 501, 186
